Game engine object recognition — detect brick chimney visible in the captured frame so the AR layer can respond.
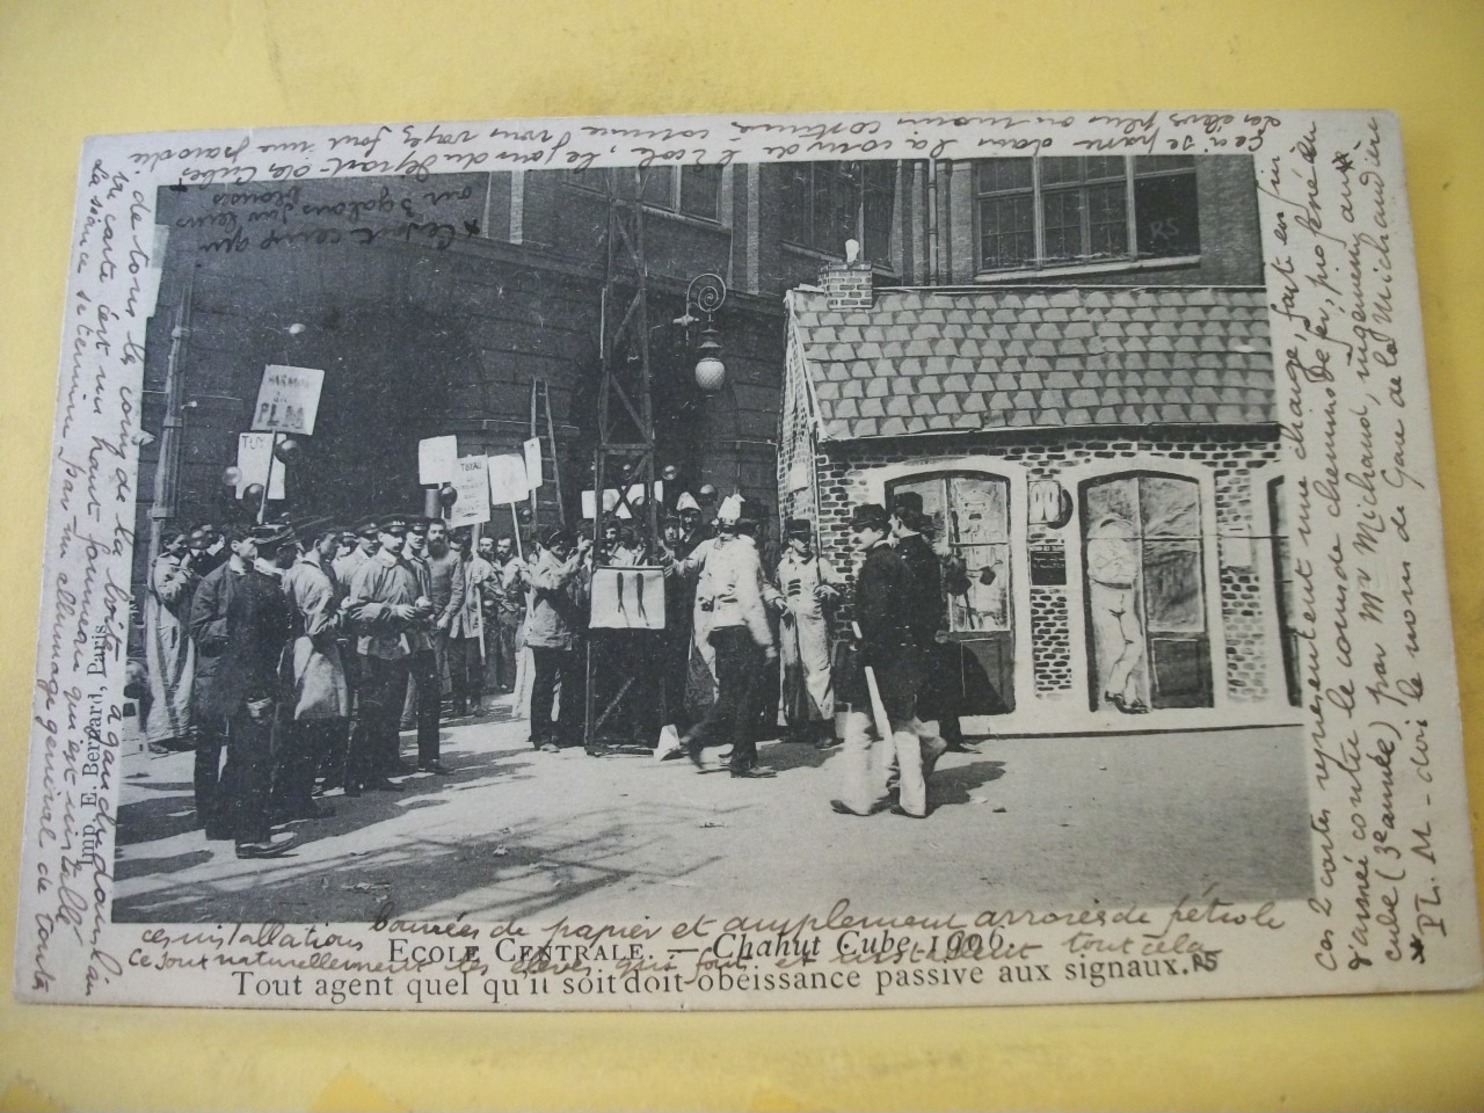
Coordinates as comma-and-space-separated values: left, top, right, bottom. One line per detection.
819, 245, 875, 310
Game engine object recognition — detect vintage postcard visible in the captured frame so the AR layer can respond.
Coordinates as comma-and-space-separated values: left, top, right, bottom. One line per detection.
17, 109, 1481, 1010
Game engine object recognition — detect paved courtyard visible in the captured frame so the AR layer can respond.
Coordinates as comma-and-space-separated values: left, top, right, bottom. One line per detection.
113, 697, 1314, 926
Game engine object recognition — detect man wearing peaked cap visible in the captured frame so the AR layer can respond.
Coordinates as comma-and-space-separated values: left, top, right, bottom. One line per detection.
328, 515, 382, 789
248, 520, 298, 552
831, 502, 931, 819
890, 491, 973, 757
188, 520, 298, 858
335, 516, 380, 584
397, 514, 436, 747
342, 515, 425, 794
405, 515, 430, 558
411, 515, 464, 771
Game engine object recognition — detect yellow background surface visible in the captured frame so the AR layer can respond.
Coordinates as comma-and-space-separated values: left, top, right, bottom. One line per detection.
1, 2, 1481, 1108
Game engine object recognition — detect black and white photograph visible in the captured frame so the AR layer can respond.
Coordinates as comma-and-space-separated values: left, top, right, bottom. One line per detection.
19, 110, 1482, 1010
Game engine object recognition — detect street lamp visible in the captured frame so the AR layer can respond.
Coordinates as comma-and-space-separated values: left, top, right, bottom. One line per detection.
676, 272, 728, 394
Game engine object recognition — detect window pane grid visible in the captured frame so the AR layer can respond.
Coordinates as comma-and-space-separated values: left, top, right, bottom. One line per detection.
976, 155, 1199, 273
782, 161, 896, 258
1086, 183, 1128, 258
1041, 189, 1084, 263
980, 195, 1034, 271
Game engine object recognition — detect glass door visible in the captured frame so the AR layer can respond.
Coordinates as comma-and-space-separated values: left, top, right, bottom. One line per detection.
888, 473, 1014, 714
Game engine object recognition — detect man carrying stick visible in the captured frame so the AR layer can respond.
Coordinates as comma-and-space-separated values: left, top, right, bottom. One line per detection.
830, 503, 930, 819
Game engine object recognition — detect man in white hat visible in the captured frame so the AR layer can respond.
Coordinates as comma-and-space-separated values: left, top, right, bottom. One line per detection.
674, 491, 710, 558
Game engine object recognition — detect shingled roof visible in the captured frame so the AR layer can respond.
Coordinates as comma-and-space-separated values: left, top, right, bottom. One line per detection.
789, 286, 1274, 442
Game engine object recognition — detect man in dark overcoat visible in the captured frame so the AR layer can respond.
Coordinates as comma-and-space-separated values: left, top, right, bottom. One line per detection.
831, 503, 930, 818
188, 523, 298, 858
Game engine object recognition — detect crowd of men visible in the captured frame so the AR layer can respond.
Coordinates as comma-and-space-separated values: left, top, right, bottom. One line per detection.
141, 514, 532, 858
137, 487, 975, 859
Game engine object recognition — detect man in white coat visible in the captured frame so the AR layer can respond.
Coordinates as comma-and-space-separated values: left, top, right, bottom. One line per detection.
768, 518, 839, 746
671, 496, 777, 777
276, 523, 349, 820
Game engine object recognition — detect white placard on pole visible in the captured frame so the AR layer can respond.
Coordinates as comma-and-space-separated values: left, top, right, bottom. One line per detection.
252, 365, 324, 435
235, 433, 285, 499
447, 455, 492, 527
488, 454, 529, 505
522, 436, 544, 489
418, 435, 459, 485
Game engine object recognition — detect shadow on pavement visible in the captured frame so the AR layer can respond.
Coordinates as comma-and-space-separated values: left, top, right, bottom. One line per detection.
112, 797, 735, 926
114, 848, 215, 881
931, 759, 1007, 807
118, 780, 204, 844
760, 741, 836, 773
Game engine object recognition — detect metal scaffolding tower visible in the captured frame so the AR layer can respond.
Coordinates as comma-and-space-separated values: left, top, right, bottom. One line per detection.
584, 167, 665, 752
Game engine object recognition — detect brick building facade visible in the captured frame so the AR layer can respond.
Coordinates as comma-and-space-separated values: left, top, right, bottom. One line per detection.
133, 153, 1283, 718
776, 156, 1298, 736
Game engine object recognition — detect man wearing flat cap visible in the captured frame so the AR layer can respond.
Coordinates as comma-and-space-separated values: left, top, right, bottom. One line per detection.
525, 526, 592, 751
769, 517, 839, 746
832, 503, 930, 818
188, 523, 298, 858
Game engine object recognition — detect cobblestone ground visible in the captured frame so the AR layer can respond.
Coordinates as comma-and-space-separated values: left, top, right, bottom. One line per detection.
113, 695, 1313, 926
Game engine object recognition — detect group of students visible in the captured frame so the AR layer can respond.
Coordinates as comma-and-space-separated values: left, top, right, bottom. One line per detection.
136, 486, 972, 859
140, 514, 530, 859
637, 491, 972, 817
514, 486, 973, 817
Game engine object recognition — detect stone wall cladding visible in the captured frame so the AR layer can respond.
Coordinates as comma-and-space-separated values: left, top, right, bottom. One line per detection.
806, 431, 1283, 704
